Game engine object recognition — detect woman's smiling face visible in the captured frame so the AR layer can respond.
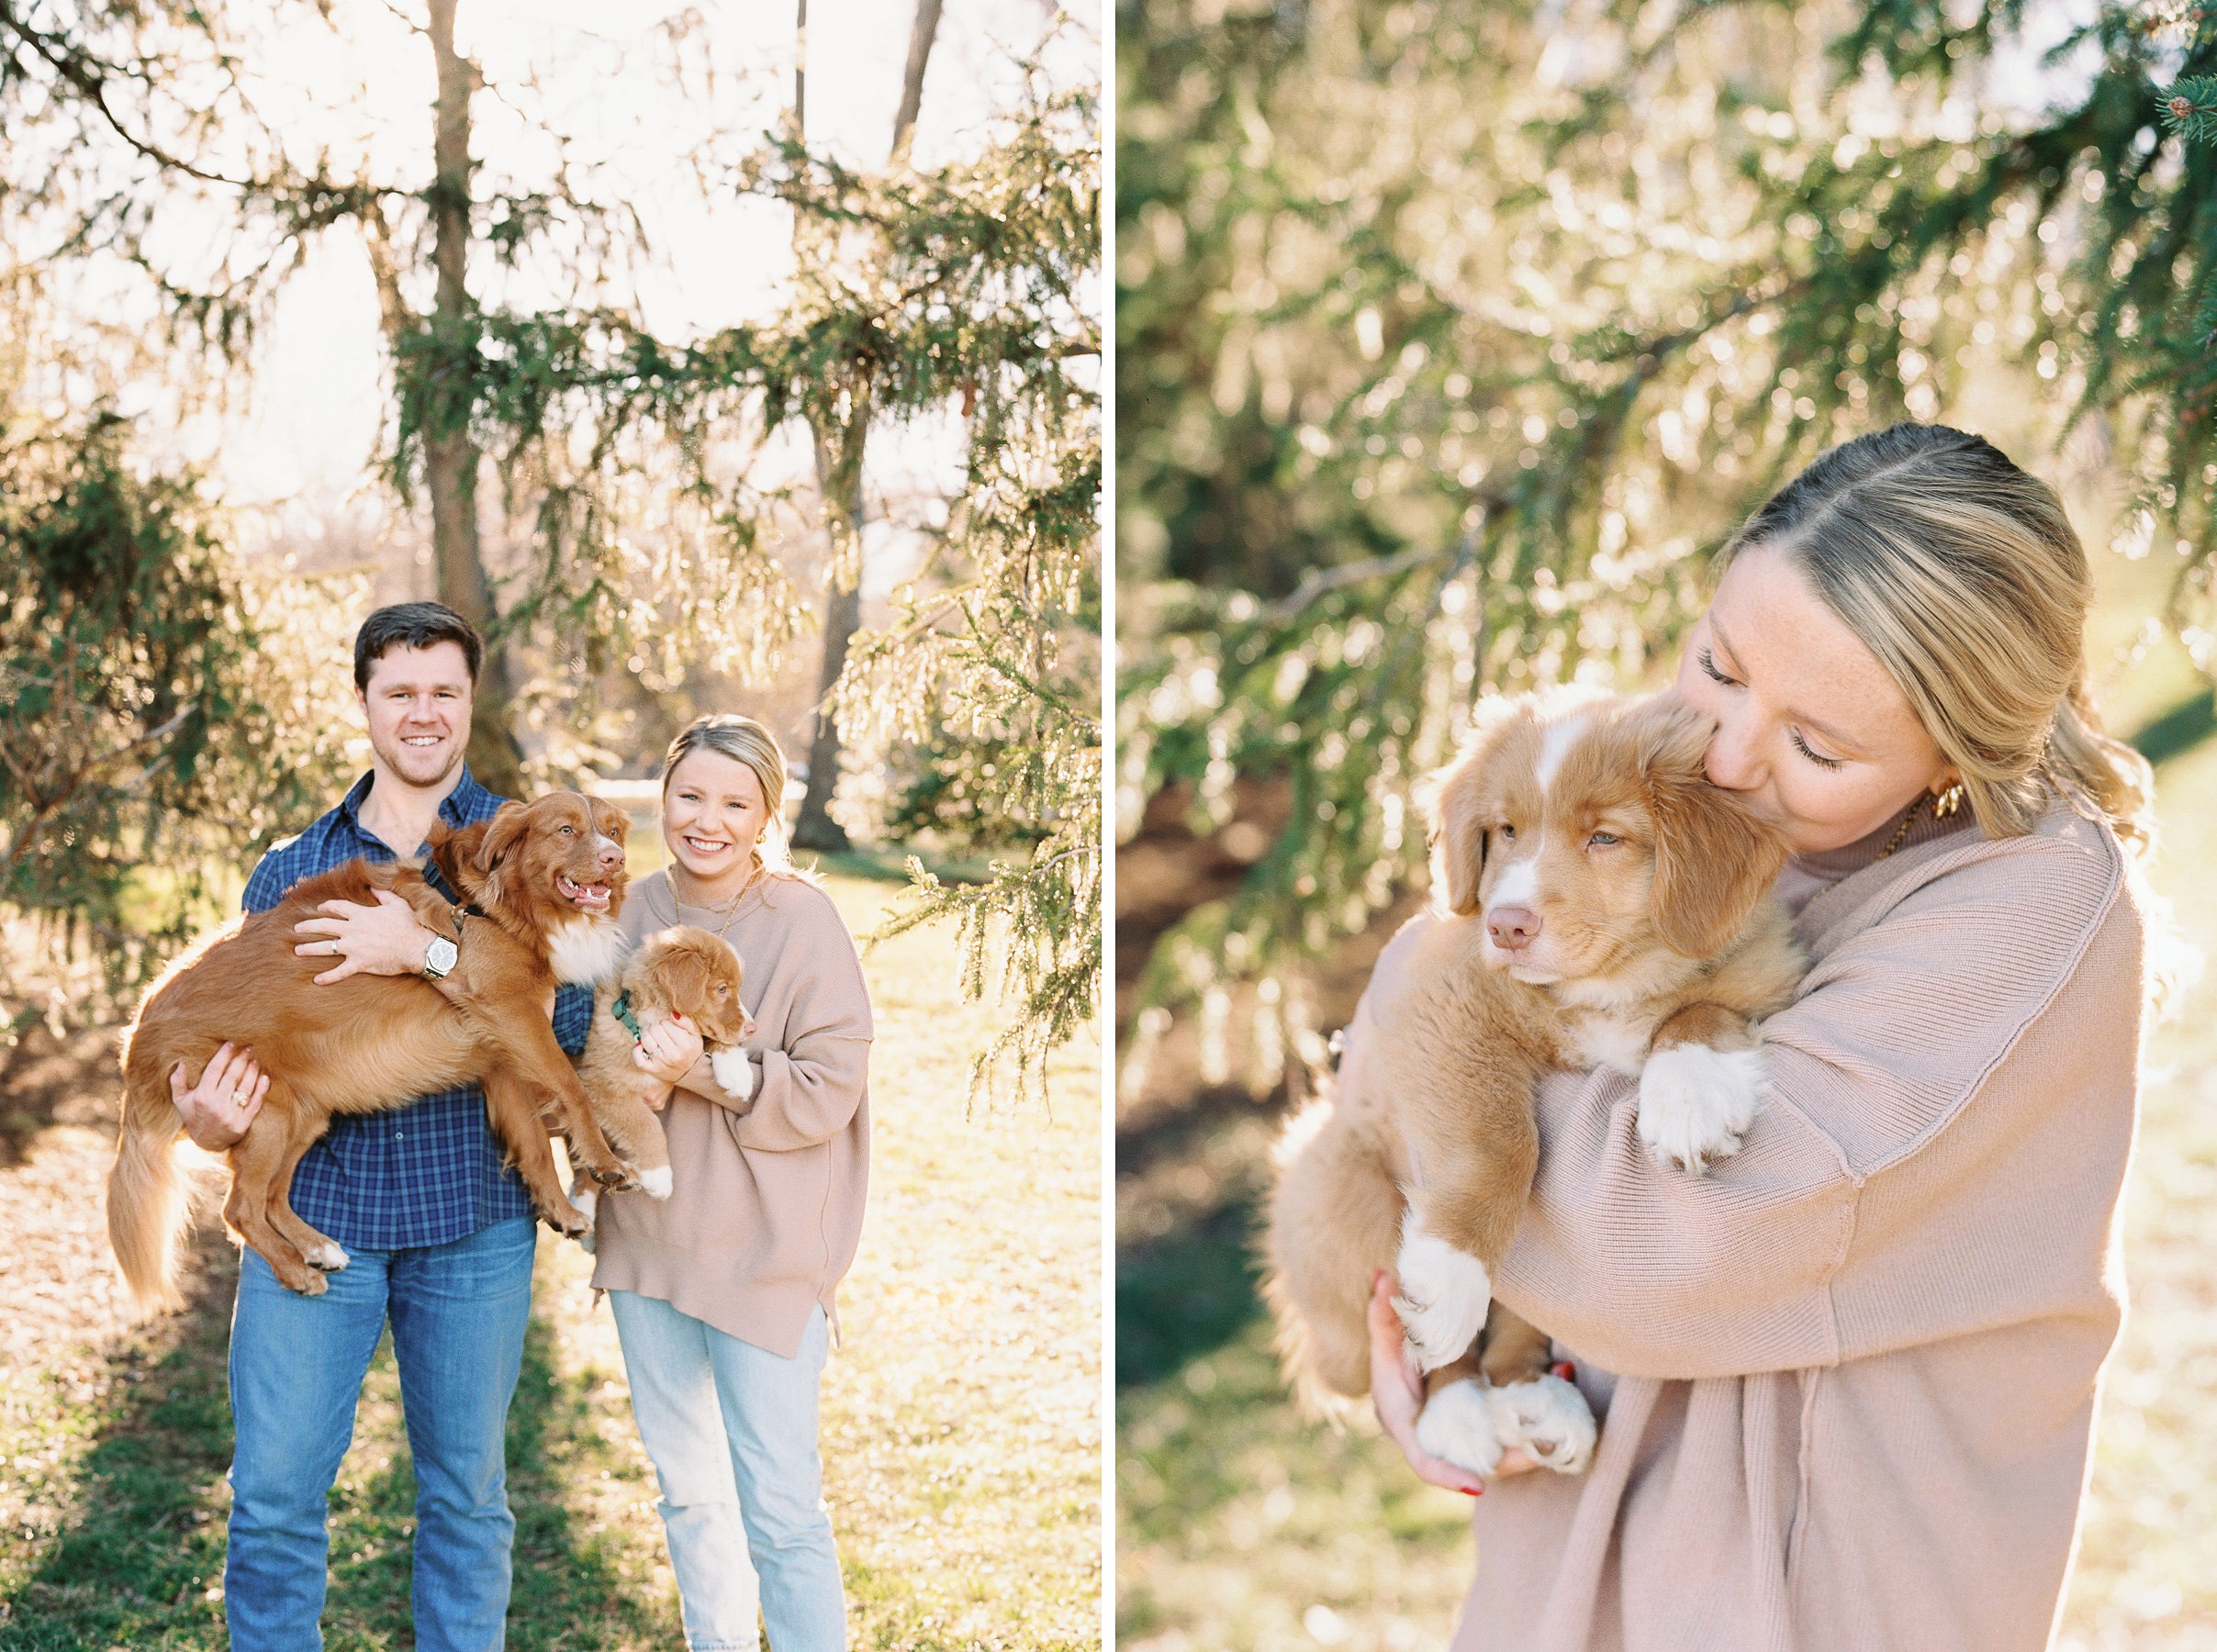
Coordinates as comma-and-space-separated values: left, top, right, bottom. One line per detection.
662, 748, 772, 886
1674, 544, 1957, 855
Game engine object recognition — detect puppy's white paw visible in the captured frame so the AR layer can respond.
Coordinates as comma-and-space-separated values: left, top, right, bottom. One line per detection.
637, 1165, 674, 1200
1394, 1213, 1493, 1372
308, 1241, 350, 1273
1414, 1378, 1505, 1477
1636, 1044, 1767, 1174
570, 1186, 599, 1228
711, 1046, 755, 1099
1486, 1375, 1597, 1475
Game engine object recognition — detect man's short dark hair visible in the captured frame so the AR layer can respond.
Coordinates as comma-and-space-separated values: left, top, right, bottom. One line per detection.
353, 602, 484, 693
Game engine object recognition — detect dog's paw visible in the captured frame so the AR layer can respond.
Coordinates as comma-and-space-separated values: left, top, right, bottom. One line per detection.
570, 1186, 599, 1228
1414, 1379, 1505, 1477
1636, 1044, 1767, 1174
307, 1240, 350, 1273
1486, 1375, 1596, 1475
711, 1046, 755, 1100
1394, 1213, 1492, 1372
636, 1165, 673, 1200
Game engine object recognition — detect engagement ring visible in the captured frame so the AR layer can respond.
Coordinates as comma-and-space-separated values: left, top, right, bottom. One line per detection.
231, 1089, 252, 1107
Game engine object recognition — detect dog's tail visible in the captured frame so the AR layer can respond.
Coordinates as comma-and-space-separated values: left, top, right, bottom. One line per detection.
106, 1078, 196, 1319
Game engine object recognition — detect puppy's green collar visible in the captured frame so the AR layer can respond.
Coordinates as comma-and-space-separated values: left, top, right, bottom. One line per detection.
610, 991, 644, 1041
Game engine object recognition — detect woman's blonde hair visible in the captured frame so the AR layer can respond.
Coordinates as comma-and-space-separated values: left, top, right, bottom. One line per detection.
1718, 422, 2155, 859
659, 714, 803, 878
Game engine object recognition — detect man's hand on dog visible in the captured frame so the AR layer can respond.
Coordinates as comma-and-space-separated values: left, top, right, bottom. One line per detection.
1369, 1271, 1539, 1494
172, 1043, 268, 1150
293, 889, 434, 985
633, 1013, 705, 1106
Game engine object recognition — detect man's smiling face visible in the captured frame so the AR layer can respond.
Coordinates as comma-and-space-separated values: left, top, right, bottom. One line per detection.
359, 640, 474, 790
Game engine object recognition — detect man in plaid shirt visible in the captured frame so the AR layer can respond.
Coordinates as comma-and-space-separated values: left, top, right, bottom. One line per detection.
174, 601, 589, 1652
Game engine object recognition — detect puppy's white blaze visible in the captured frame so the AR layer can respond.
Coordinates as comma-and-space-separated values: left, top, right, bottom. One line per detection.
1487, 854, 1540, 910
1394, 1211, 1494, 1371
1414, 1378, 1505, 1477
1486, 1374, 1597, 1474
1636, 1044, 1768, 1173
1535, 714, 1588, 793
711, 1046, 755, 1099
548, 917, 627, 986
638, 1165, 674, 1200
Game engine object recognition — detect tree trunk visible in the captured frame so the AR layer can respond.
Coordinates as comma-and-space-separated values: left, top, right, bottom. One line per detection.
423, 0, 523, 798
788, 0, 946, 853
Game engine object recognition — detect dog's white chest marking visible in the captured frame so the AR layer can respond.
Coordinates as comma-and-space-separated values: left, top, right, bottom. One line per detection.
1568, 1011, 1652, 1077
549, 918, 627, 986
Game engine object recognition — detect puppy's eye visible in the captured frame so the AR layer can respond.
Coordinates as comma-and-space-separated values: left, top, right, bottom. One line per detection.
1588, 831, 1620, 848
1497, 823, 1516, 842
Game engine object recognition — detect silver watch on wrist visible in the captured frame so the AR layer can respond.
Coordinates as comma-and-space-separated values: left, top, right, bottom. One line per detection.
422, 934, 460, 979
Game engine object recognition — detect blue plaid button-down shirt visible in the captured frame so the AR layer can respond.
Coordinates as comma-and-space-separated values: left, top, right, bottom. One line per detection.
241, 765, 592, 1250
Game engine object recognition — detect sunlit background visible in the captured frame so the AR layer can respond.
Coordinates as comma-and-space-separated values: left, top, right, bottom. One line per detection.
1115, 0, 2215, 1646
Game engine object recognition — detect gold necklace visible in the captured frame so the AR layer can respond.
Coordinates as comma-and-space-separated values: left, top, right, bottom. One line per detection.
661, 853, 764, 938
1875, 783, 1965, 861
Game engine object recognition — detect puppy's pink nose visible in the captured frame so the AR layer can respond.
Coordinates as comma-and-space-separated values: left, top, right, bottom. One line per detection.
597, 838, 623, 870
1487, 907, 1541, 951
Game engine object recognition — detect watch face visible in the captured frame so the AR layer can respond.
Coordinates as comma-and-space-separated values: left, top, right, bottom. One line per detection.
427, 936, 459, 975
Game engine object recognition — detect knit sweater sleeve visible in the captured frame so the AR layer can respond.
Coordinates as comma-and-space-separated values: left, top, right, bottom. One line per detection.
728, 887, 874, 1154
1360, 820, 2137, 1381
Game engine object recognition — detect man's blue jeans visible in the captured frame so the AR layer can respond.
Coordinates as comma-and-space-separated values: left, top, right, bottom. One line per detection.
223, 1216, 537, 1652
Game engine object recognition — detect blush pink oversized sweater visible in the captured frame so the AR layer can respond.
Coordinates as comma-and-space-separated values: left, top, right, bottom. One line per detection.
590, 869, 874, 1358
1340, 800, 2144, 1652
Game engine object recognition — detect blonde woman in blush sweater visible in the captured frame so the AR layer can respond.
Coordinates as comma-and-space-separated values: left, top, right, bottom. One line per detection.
595, 714, 871, 1652
1346, 424, 2161, 1652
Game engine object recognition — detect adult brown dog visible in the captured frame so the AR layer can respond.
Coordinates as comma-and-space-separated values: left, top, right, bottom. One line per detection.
108, 791, 635, 1314
1265, 690, 1805, 1477
564, 924, 756, 1241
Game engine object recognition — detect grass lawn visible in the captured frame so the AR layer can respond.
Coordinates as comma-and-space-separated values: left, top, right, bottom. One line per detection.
1116, 541, 2217, 1652
0, 873, 1102, 1650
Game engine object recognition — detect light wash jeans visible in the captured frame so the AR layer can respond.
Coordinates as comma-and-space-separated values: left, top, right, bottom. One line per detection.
609, 1290, 846, 1652
224, 1216, 537, 1652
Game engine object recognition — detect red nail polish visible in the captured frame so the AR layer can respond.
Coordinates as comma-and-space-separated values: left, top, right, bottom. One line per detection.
1551, 1361, 1577, 1382
1461, 1487, 1481, 1497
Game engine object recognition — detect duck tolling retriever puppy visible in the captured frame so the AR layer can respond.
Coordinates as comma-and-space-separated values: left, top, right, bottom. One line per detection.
108, 791, 634, 1314
1266, 690, 1805, 1476
565, 923, 756, 1239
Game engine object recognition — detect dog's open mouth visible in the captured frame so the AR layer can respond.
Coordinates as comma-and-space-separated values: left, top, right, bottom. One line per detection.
556, 873, 613, 911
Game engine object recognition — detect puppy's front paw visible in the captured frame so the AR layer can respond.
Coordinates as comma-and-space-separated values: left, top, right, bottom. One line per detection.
1486, 1375, 1596, 1475
1636, 1044, 1767, 1174
1394, 1213, 1493, 1372
1415, 1378, 1505, 1477
711, 1046, 755, 1101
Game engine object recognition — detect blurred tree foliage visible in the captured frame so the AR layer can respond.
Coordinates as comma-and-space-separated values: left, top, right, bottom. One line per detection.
1117, 0, 2217, 1077
0, 403, 358, 1014
0, 4, 1101, 1087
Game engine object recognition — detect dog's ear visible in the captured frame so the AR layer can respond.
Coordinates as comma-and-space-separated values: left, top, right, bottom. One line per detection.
655, 944, 711, 1016
1634, 695, 1788, 958
1419, 696, 1522, 917
427, 819, 484, 892
474, 802, 532, 876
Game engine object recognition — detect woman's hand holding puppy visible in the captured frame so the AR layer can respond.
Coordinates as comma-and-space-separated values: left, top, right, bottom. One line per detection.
1368, 1271, 1539, 1493
633, 1012, 705, 1108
